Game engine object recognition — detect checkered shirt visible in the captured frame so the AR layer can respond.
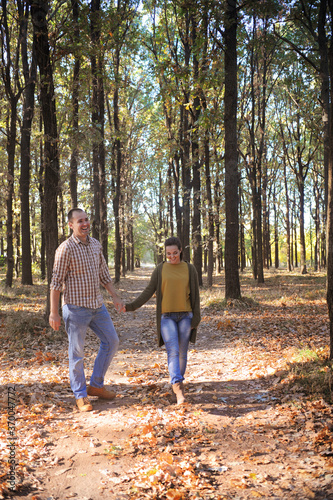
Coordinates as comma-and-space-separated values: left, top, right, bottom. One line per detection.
50, 234, 112, 309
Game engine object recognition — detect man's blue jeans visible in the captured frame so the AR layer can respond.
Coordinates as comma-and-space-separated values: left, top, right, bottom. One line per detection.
62, 304, 119, 399
160, 312, 193, 385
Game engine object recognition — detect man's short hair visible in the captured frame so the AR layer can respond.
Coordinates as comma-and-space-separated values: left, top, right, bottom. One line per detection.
68, 207, 85, 222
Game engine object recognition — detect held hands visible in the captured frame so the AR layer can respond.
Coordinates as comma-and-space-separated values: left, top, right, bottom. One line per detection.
113, 297, 126, 313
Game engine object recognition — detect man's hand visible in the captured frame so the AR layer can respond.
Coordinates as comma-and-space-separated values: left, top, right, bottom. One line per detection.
104, 281, 125, 312
49, 312, 61, 331
113, 297, 126, 313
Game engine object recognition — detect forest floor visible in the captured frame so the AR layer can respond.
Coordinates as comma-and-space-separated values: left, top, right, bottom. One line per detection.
1, 266, 333, 500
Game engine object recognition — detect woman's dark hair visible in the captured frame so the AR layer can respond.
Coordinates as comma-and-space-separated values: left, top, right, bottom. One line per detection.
164, 236, 183, 261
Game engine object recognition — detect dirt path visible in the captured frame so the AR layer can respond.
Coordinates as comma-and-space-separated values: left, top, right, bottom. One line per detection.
1, 267, 333, 499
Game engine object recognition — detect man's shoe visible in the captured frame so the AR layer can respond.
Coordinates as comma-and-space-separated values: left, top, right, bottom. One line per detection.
87, 386, 116, 400
76, 397, 93, 412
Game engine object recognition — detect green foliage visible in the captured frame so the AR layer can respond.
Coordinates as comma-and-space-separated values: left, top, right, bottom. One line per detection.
0, 0, 328, 291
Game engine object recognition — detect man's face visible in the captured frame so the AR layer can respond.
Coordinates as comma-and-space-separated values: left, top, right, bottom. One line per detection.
69, 211, 90, 242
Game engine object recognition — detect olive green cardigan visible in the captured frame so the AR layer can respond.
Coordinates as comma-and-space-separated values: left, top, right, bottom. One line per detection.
126, 262, 201, 347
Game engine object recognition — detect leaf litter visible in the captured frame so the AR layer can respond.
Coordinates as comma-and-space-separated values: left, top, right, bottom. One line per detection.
0, 268, 332, 499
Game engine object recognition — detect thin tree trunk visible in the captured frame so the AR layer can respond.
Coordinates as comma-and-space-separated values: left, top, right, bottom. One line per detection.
284, 161, 291, 271
1, 0, 23, 287
205, 134, 214, 285
69, 0, 80, 208
214, 170, 222, 274
90, 0, 101, 240
298, 167, 307, 274
180, 12, 191, 262
113, 52, 122, 282
98, 49, 108, 261
239, 187, 246, 271
326, 0, 333, 359
19, 0, 35, 285
274, 189, 279, 269
38, 112, 46, 281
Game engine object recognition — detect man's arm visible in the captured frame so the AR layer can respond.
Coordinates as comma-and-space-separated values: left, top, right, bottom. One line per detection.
104, 281, 125, 312
49, 289, 62, 331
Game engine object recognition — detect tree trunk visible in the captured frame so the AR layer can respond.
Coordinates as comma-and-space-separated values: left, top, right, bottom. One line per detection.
98, 49, 108, 260
273, 186, 279, 269
5, 100, 17, 287
298, 168, 307, 274
167, 159, 174, 235
180, 11, 191, 262
205, 134, 214, 285
112, 50, 122, 282
19, 0, 36, 285
38, 118, 46, 281
30, 0, 60, 315
214, 170, 222, 274
239, 187, 246, 271
326, 0, 333, 359
191, 14, 202, 285
283, 161, 291, 271
90, 0, 101, 241
1, 0, 23, 287
314, 172, 321, 271
224, 0, 241, 299
69, 0, 80, 209
181, 106, 191, 262
318, 0, 329, 267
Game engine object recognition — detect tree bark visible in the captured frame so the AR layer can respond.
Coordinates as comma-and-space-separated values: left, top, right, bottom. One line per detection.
112, 47, 122, 283
190, 13, 202, 285
30, 0, 60, 315
69, 0, 80, 209
1, 0, 23, 287
90, 0, 101, 240
326, 0, 333, 360
19, 0, 36, 285
224, 0, 241, 299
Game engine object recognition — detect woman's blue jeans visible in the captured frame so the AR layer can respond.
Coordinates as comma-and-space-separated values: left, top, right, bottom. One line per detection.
62, 304, 119, 399
160, 312, 193, 385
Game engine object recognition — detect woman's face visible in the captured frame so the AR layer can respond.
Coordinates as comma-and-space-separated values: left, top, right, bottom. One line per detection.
166, 245, 181, 264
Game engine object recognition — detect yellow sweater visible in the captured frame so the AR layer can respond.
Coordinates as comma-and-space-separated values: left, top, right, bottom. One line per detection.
161, 262, 192, 313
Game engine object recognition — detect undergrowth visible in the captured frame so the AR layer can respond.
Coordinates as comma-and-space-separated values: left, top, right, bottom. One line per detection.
205, 296, 259, 310
283, 347, 333, 404
1, 309, 65, 356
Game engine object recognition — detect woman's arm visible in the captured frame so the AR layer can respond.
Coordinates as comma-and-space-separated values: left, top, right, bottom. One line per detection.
126, 266, 159, 312
189, 263, 201, 327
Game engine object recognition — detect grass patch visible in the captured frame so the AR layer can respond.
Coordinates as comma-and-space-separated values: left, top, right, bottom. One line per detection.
4, 310, 47, 338
283, 347, 332, 404
206, 296, 259, 311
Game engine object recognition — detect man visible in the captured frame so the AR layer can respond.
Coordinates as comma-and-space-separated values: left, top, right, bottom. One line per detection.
49, 208, 124, 412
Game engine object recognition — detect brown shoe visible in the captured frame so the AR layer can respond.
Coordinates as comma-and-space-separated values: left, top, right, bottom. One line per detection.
172, 382, 185, 405
87, 386, 116, 400
76, 397, 93, 412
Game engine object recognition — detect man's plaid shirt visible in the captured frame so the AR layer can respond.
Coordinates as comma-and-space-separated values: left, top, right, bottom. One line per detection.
50, 234, 112, 309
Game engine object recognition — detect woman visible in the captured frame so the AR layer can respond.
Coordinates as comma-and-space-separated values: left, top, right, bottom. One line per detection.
125, 237, 201, 404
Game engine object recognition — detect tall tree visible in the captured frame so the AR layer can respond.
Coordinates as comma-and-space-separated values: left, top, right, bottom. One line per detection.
224, 0, 240, 299
326, 0, 333, 360
30, 0, 60, 314
190, 7, 202, 284
19, 0, 36, 285
90, 0, 108, 259
0, 0, 23, 287
69, 0, 80, 208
